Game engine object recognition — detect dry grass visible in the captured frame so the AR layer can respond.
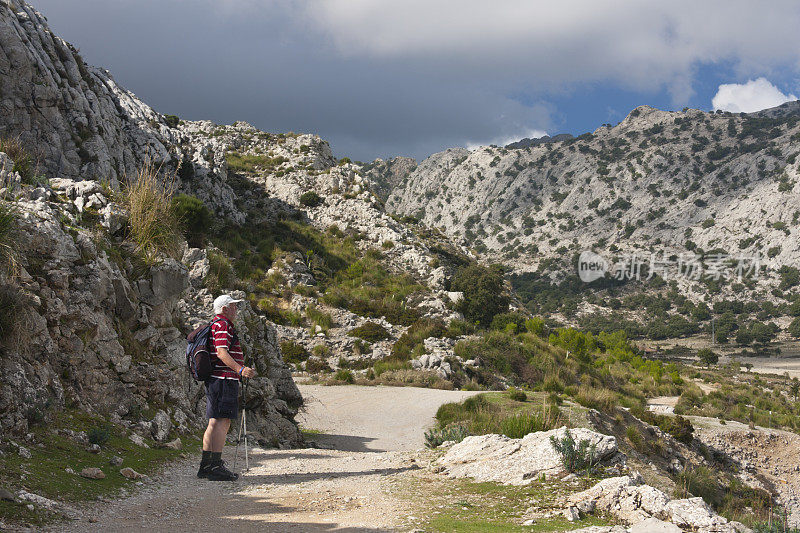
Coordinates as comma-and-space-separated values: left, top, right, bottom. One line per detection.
122, 162, 180, 263
0, 200, 19, 276
0, 136, 42, 186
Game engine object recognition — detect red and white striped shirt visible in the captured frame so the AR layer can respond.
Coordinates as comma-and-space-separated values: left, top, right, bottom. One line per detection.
211, 314, 244, 380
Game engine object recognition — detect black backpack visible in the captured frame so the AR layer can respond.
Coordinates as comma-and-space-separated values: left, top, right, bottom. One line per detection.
185, 318, 224, 382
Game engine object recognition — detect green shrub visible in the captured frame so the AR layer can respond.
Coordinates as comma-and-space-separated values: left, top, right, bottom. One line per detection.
334, 369, 355, 383
323, 252, 423, 325
171, 194, 211, 247
575, 385, 617, 412
667, 415, 694, 444
550, 430, 597, 473
698, 348, 718, 367
225, 152, 289, 174
505, 387, 527, 402
348, 321, 391, 342
490, 312, 528, 333
204, 251, 235, 293
445, 318, 476, 337
122, 163, 181, 262
163, 114, 180, 128
391, 318, 446, 360
305, 357, 332, 373
500, 411, 546, 438
637, 409, 695, 444
451, 263, 509, 327
626, 426, 645, 450
424, 423, 469, 448
306, 304, 333, 331
0, 283, 22, 343
312, 344, 329, 357
525, 317, 546, 337
299, 191, 323, 207
280, 340, 310, 364
789, 318, 800, 338
88, 426, 111, 446
372, 359, 410, 376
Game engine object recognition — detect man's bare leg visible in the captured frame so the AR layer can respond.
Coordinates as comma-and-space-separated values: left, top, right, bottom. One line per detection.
203, 418, 231, 452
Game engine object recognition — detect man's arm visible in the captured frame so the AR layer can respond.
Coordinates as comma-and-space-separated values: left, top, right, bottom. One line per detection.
216, 347, 256, 378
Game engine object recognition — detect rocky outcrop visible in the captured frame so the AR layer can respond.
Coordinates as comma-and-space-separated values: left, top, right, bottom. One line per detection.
437, 428, 621, 485
0, 0, 177, 184
565, 475, 751, 533
0, 184, 302, 447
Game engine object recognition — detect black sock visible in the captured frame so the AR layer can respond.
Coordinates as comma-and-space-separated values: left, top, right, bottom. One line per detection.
200, 450, 212, 467
211, 451, 222, 464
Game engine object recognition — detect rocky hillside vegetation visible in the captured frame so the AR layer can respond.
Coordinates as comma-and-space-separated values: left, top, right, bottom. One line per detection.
386, 103, 800, 344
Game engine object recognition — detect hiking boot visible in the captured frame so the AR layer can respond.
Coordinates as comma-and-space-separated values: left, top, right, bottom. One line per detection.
206, 460, 239, 481
197, 463, 212, 479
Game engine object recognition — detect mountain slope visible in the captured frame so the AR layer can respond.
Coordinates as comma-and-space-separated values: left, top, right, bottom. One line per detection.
386, 103, 800, 336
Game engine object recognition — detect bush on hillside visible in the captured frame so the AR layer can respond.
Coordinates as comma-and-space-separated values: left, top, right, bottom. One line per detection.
163, 114, 180, 128
171, 193, 212, 247
348, 321, 391, 342
698, 348, 718, 367
490, 312, 528, 333
204, 251, 235, 293
451, 263, 509, 327
281, 340, 310, 364
390, 318, 446, 360
299, 191, 323, 207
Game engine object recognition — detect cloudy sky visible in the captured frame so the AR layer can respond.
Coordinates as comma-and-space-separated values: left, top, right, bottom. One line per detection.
33, 0, 800, 161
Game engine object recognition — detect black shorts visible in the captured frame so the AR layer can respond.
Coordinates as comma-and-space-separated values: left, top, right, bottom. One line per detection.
205, 378, 239, 420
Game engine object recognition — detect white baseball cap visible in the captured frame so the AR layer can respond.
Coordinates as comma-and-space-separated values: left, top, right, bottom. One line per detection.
213, 294, 244, 314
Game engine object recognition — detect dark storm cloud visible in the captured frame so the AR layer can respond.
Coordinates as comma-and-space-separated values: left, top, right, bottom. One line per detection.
30, 0, 551, 160
29, 1, 800, 161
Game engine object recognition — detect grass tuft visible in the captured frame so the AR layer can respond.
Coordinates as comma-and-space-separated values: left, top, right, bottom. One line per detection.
122, 163, 181, 262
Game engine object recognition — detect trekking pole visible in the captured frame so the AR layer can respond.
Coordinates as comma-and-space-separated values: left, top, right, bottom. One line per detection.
243, 379, 249, 472
233, 399, 244, 472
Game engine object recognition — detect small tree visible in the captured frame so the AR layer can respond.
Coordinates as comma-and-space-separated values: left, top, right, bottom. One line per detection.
791, 378, 800, 402
451, 263, 509, 328
735, 328, 753, 346
698, 348, 718, 367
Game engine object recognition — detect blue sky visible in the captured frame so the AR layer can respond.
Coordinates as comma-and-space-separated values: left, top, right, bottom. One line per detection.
32, 0, 800, 161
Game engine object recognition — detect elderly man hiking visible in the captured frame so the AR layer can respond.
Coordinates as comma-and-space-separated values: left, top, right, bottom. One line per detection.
198, 294, 257, 481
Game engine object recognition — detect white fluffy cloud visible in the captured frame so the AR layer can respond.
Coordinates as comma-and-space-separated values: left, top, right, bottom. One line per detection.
712, 78, 797, 113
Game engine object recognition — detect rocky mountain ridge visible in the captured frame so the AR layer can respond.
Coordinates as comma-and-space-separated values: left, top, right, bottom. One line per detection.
387, 103, 800, 277
384, 102, 800, 338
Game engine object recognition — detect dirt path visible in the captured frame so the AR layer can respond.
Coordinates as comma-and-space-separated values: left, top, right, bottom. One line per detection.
57, 385, 480, 532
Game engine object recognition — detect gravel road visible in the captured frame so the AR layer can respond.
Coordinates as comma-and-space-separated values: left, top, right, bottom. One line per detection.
57, 384, 481, 532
